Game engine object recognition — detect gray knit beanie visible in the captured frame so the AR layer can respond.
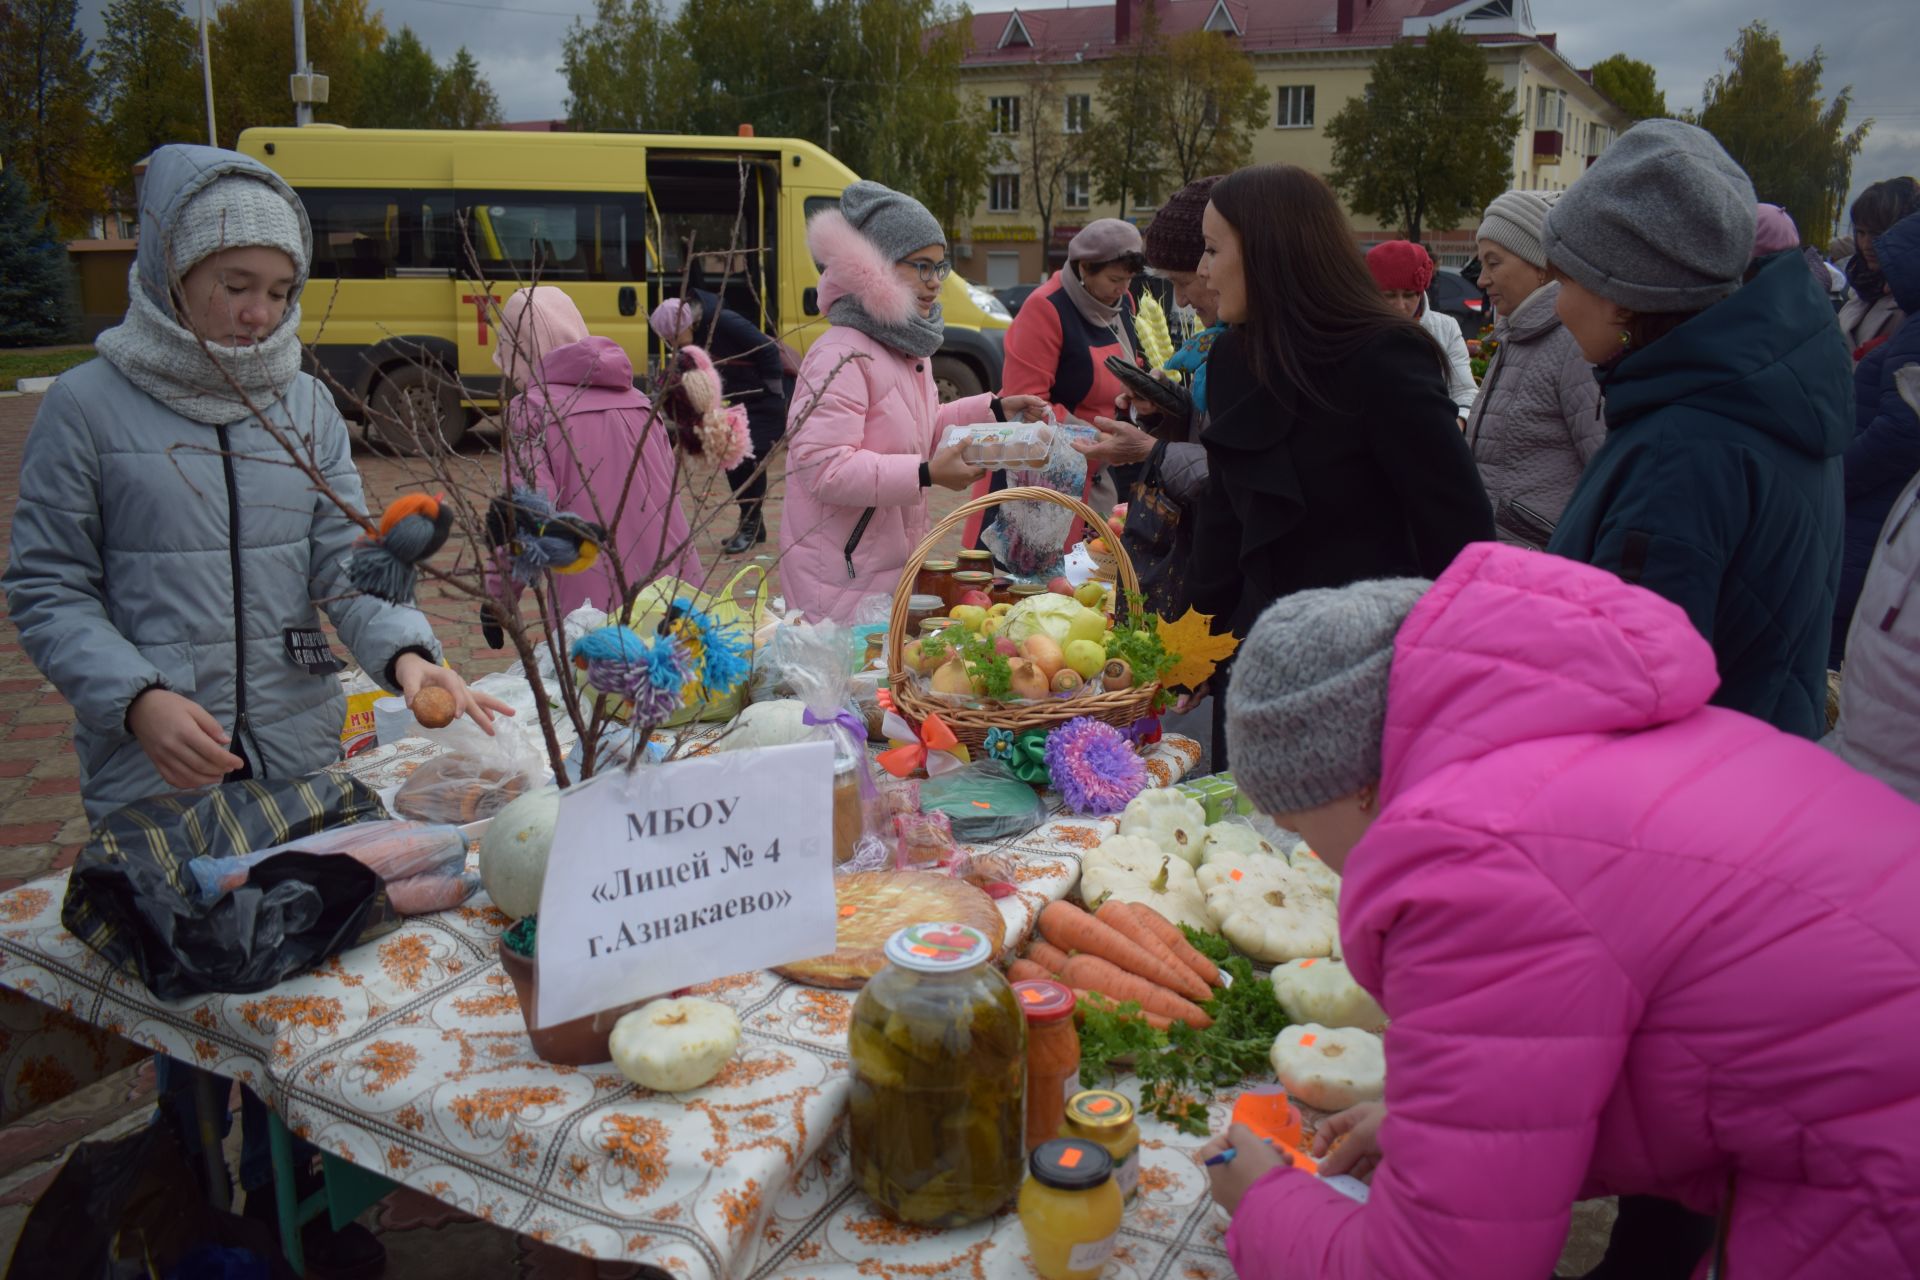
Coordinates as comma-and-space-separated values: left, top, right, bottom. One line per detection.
1542, 119, 1756, 314
1476, 189, 1558, 269
170, 173, 308, 280
839, 180, 945, 264
1226, 577, 1430, 816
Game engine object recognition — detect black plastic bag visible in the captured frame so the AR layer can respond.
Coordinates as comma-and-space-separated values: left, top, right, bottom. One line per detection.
63, 773, 401, 999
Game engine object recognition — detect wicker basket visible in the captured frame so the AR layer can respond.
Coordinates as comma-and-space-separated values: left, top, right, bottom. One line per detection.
887, 486, 1159, 749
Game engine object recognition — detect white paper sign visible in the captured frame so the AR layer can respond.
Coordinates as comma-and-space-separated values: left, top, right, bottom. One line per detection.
532, 741, 839, 1027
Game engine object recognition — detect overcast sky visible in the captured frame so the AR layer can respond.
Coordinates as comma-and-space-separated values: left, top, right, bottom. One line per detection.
78, 0, 1916, 212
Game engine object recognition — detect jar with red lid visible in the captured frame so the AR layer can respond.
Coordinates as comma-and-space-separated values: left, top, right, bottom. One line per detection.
1014, 979, 1081, 1154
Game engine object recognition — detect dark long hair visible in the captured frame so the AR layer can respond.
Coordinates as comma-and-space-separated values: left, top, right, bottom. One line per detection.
1208, 164, 1441, 409
1851, 176, 1920, 237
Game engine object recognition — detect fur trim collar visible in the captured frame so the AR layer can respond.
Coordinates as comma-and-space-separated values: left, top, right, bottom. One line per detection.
807, 209, 915, 326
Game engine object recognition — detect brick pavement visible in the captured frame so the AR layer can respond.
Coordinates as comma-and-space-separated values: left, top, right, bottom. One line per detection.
0, 383, 969, 893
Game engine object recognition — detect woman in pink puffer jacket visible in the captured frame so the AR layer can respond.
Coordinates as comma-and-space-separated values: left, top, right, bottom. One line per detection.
777, 181, 1044, 622
1207, 542, 1920, 1279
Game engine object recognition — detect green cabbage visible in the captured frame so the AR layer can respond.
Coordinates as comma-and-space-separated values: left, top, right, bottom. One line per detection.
1005, 593, 1101, 645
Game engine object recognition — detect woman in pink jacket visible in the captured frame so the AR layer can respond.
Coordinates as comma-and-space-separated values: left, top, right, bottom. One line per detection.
487, 286, 700, 634
1206, 542, 1920, 1279
778, 181, 1045, 622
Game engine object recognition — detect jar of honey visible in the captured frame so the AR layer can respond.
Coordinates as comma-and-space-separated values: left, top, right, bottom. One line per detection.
917, 559, 958, 605
952, 571, 993, 604
1013, 980, 1079, 1154
1018, 1139, 1123, 1280
1062, 1090, 1141, 1204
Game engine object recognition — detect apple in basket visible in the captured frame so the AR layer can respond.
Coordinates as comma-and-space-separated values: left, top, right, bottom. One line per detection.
1048, 576, 1075, 597
957, 589, 994, 609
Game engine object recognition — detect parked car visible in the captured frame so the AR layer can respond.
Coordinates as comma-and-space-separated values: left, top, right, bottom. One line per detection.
995, 283, 1042, 317
1429, 266, 1490, 342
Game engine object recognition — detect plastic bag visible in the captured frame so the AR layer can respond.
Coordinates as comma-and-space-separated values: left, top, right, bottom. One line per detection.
918, 759, 1049, 843
980, 419, 1098, 579
567, 724, 670, 777
62, 774, 400, 999
187, 819, 466, 902
390, 718, 548, 824
779, 621, 887, 869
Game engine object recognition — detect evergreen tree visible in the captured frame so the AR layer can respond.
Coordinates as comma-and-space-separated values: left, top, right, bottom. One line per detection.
1589, 53, 1666, 122
97, 0, 206, 180
0, 167, 80, 345
209, 0, 385, 142
359, 27, 440, 128
429, 47, 501, 129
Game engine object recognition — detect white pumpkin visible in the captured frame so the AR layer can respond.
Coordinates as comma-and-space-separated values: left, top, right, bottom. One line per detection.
1081, 835, 1212, 932
1269, 1023, 1385, 1111
609, 997, 742, 1092
713, 699, 812, 752
1198, 819, 1283, 866
1286, 841, 1343, 896
1269, 958, 1385, 1032
478, 786, 559, 920
1195, 850, 1337, 963
1118, 789, 1210, 866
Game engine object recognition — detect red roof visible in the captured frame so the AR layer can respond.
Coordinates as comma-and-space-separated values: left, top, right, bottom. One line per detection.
959, 0, 1430, 66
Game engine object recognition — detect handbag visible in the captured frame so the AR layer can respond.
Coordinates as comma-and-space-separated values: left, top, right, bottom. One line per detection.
1122, 441, 1196, 618
1495, 497, 1558, 551
621, 563, 768, 724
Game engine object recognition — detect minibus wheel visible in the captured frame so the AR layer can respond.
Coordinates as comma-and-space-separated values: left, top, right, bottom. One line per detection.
367, 364, 470, 454
931, 355, 983, 404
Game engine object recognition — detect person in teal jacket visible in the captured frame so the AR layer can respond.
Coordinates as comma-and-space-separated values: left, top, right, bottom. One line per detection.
1544, 121, 1850, 745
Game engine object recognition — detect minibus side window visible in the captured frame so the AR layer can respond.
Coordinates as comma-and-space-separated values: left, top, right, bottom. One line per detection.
298, 189, 422, 280
421, 194, 646, 284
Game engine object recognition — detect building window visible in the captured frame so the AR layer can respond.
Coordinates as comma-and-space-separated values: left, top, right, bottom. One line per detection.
1536, 88, 1564, 130
1064, 94, 1091, 134
989, 173, 1021, 213
989, 96, 1021, 134
1065, 172, 1090, 211
1276, 85, 1315, 129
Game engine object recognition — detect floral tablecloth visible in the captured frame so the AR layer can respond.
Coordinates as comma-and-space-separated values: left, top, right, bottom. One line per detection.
0, 731, 1207, 1280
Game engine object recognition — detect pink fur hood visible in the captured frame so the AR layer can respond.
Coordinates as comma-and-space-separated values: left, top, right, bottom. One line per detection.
807, 209, 917, 326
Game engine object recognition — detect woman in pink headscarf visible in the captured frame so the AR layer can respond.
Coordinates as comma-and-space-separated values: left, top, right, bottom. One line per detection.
483, 286, 700, 641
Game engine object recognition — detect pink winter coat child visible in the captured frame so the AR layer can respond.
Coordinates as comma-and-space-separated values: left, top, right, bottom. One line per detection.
1224, 544, 1920, 1279
778, 197, 992, 623
491, 287, 700, 618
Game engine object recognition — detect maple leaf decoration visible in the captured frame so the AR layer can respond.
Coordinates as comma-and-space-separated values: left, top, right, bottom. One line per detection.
1156, 607, 1241, 691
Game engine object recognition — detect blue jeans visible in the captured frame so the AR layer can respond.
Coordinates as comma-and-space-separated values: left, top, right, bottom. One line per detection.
155, 1055, 308, 1197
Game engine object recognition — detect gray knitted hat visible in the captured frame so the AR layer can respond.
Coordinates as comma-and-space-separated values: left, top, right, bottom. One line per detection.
1225, 577, 1430, 816
839, 180, 945, 264
170, 173, 308, 279
1543, 119, 1756, 314
1476, 189, 1559, 269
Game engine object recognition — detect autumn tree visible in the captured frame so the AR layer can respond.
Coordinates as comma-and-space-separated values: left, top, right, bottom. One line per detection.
0, 166, 79, 343
0, 0, 105, 232
674, 0, 826, 141
208, 0, 386, 143
1082, 1, 1169, 216
1324, 23, 1521, 244
358, 27, 440, 128
1014, 62, 1090, 258
430, 47, 500, 129
1693, 21, 1869, 248
562, 0, 693, 132
1157, 31, 1265, 186
96, 0, 206, 180
1589, 53, 1665, 121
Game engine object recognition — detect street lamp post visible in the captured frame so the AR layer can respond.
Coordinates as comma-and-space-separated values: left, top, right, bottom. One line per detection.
291, 0, 312, 126
196, 0, 216, 145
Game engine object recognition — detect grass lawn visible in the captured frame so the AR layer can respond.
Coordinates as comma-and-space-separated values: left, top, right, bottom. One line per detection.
0, 348, 94, 390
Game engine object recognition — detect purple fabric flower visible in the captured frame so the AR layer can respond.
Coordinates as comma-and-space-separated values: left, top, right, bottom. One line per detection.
1044, 716, 1147, 816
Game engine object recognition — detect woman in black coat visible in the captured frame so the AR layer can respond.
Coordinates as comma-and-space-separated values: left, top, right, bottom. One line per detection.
653, 289, 791, 553
1188, 166, 1493, 761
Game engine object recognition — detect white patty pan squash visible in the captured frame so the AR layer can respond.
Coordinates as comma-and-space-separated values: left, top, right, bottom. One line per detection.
1286, 842, 1343, 896
477, 786, 559, 920
714, 699, 812, 752
1195, 850, 1337, 963
1081, 835, 1212, 932
1269, 1023, 1385, 1111
609, 997, 742, 1092
1269, 958, 1385, 1032
1198, 818, 1284, 866
1118, 789, 1210, 866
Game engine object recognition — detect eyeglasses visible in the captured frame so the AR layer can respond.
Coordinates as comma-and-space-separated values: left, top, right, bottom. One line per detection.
899, 258, 952, 285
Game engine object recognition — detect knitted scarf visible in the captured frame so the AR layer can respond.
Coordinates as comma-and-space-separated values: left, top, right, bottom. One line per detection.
96, 266, 304, 426
1061, 265, 1136, 365
827, 293, 945, 360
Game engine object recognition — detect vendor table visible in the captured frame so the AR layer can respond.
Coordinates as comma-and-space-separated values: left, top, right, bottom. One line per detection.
0, 731, 1243, 1280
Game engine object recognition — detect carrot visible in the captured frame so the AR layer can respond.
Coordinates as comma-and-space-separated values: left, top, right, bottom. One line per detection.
1071, 988, 1173, 1031
1126, 902, 1220, 987
1059, 953, 1212, 1029
1095, 901, 1211, 1002
1008, 958, 1058, 985
1027, 939, 1074, 975
1039, 900, 1201, 999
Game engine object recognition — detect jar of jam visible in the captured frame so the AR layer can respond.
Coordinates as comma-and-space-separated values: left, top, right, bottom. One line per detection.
1014, 980, 1080, 1154
989, 578, 1017, 607
917, 559, 958, 605
849, 924, 1026, 1226
1009, 583, 1047, 603
863, 632, 887, 671
1018, 1139, 1123, 1280
952, 570, 993, 604
1062, 1090, 1141, 1204
903, 594, 945, 637
956, 549, 995, 576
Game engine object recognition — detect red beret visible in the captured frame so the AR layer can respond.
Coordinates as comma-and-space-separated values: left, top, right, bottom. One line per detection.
1366, 240, 1435, 293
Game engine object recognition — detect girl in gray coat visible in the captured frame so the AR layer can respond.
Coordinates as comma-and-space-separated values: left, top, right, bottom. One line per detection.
1464, 189, 1604, 545
3, 145, 508, 824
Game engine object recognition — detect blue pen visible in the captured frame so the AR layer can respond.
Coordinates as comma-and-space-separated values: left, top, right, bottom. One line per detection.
1204, 1136, 1274, 1167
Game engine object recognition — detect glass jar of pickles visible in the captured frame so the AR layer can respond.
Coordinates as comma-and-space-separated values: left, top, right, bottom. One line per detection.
1062, 1090, 1141, 1204
916, 560, 958, 606
849, 924, 1027, 1226
1018, 1139, 1123, 1280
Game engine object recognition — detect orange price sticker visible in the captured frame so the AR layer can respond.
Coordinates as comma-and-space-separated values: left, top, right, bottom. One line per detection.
1229, 869, 1245, 882
972, 801, 992, 809
1299, 959, 1317, 969
1087, 1097, 1116, 1115
1021, 988, 1043, 1004
1298, 1033, 1317, 1048
909, 945, 938, 958
1059, 1146, 1083, 1169
839, 906, 858, 918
